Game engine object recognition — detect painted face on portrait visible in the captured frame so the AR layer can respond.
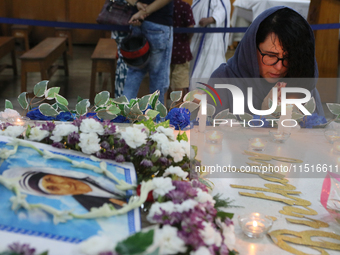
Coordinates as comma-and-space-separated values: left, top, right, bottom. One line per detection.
257, 32, 288, 83
41, 174, 92, 195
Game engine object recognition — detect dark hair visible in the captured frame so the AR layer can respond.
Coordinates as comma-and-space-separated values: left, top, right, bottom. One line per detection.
256, 8, 315, 78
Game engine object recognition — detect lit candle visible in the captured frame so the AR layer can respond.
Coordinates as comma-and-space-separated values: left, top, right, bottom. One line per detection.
245, 220, 265, 235
205, 130, 223, 144
14, 117, 24, 126
238, 212, 273, 239
249, 138, 267, 151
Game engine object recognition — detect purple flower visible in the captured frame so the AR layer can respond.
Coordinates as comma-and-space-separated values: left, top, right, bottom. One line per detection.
165, 108, 190, 130
52, 142, 65, 149
166, 180, 197, 203
140, 159, 153, 167
158, 157, 169, 166
191, 179, 209, 192
104, 123, 117, 135
135, 146, 149, 157
115, 154, 125, 163
8, 242, 36, 255
67, 131, 80, 144
101, 141, 111, 150
40, 121, 56, 132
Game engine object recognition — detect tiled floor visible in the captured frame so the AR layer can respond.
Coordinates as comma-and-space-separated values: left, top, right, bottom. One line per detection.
0, 45, 334, 119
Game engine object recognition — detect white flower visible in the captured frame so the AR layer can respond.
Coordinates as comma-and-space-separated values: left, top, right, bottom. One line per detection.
180, 140, 190, 156
154, 225, 187, 255
120, 126, 147, 149
80, 118, 104, 135
78, 132, 100, 154
200, 222, 222, 247
160, 140, 186, 162
0, 109, 21, 120
154, 149, 162, 157
156, 126, 175, 140
27, 127, 49, 141
190, 246, 211, 255
190, 147, 196, 159
2, 126, 25, 138
195, 188, 216, 205
221, 223, 235, 250
150, 132, 169, 149
78, 235, 114, 255
152, 177, 175, 198
163, 166, 188, 179
147, 201, 176, 223
133, 123, 147, 132
51, 123, 78, 142
176, 199, 198, 213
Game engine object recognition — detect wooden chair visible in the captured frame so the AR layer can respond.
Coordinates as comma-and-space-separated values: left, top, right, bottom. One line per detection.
90, 38, 117, 103
0, 37, 17, 75
20, 37, 69, 93
54, 27, 73, 57
11, 25, 32, 53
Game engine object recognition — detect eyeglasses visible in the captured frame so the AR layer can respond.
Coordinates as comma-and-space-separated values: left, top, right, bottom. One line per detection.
257, 47, 288, 67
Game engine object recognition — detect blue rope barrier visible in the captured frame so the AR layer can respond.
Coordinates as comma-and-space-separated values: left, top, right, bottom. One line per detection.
1, 17, 340, 33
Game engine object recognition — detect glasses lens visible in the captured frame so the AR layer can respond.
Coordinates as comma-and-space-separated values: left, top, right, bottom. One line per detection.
282, 58, 288, 67
262, 55, 278, 65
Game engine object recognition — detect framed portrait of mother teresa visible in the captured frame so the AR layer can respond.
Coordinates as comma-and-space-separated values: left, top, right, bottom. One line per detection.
0, 136, 140, 247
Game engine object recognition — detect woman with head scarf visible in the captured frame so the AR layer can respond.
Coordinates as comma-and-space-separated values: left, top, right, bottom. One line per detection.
209, 6, 324, 116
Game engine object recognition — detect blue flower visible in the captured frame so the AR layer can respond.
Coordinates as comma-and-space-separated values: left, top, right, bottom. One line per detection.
55, 112, 74, 121
111, 115, 130, 123
299, 112, 327, 128
85, 112, 99, 120
250, 115, 271, 128
165, 108, 190, 130
26, 108, 54, 121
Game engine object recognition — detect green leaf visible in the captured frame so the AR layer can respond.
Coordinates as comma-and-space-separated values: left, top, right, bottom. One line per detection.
177, 131, 188, 142
57, 103, 69, 112
170, 91, 182, 102
17, 92, 28, 109
97, 111, 117, 120
183, 89, 201, 102
112, 95, 129, 104
124, 105, 131, 116
76, 99, 90, 116
51, 103, 58, 110
5, 99, 13, 109
179, 101, 199, 112
25, 124, 31, 137
206, 103, 216, 116
216, 211, 234, 221
137, 115, 148, 122
107, 105, 121, 115
327, 103, 340, 116
115, 229, 154, 255
214, 109, 237, 121
292, 112, 304, 121
129, 98, 138, 107
45, 87, 60, 100
138, 95, 150, 111
55, 94, 68, 107
303, 97, 315, 115
155, 102, 167, 118
238, 113, 253, 123
39, 103, 59, 117
33, 80, 48, 97
38, 251, 49, 255
77, 96, 83, 103
146, 109, 159, 119
94, 91, 110, 106
149, 91, 159, 109
130, 103, 143, 116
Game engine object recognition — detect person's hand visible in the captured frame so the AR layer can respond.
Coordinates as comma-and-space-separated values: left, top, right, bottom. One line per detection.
136, 2, 148, 11
199, 17, 215, 27
262, 82, 287, 110
129, 10, 148, 25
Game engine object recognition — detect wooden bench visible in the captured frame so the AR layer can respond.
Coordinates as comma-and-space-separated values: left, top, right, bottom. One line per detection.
11, 24, 32, 54
55, 27, 73, 57
20, 37, 69, 93
0, 37, 17, 75
90, 38, 117, 102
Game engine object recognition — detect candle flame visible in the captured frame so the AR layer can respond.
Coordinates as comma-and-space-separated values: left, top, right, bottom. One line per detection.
252, 221, 258, 227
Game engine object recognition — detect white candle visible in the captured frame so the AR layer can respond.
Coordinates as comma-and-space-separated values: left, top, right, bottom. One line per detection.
198, 94, 207, 133
249, 138, 267, 151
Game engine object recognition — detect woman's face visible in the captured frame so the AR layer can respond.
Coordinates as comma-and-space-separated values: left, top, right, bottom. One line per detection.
41, 174, 92, 195
257, 32, 288, 83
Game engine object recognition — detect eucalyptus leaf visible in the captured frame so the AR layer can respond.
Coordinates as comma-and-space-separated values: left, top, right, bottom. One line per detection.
238, 113, 253, 122
138, 95, 150, 111
303, 97, 316, 115
76, 99, 90, 116
149, 91, 159, 109
107, 105, 121, 115
45, 87, 60, 100
57, 103, 69, 112
33, 80, 48, 97
146, 109, 159, 119
5, 100, 13, 109
326, 103, 340, 116
51, 103, 58, 110
170, 91, 182, 102
155, 102, 167, 118
55, 94, 69, 107
97, 111, 117, 120
39, 103, 59, 117
112, 95, 129, 104
94, 91, 110, 106
183, 89, 201, 102
131, 103, 143, 116
124, 104, 131, 116
206, 103, 216, 117
179, 101, 199, 112
18, 92, 28, 109
115, 229, 154, 255
292, 112, 304, 121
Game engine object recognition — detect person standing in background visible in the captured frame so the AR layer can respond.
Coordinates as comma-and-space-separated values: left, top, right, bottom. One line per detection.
189, 0, 231, 89
167, 0, 195, 103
